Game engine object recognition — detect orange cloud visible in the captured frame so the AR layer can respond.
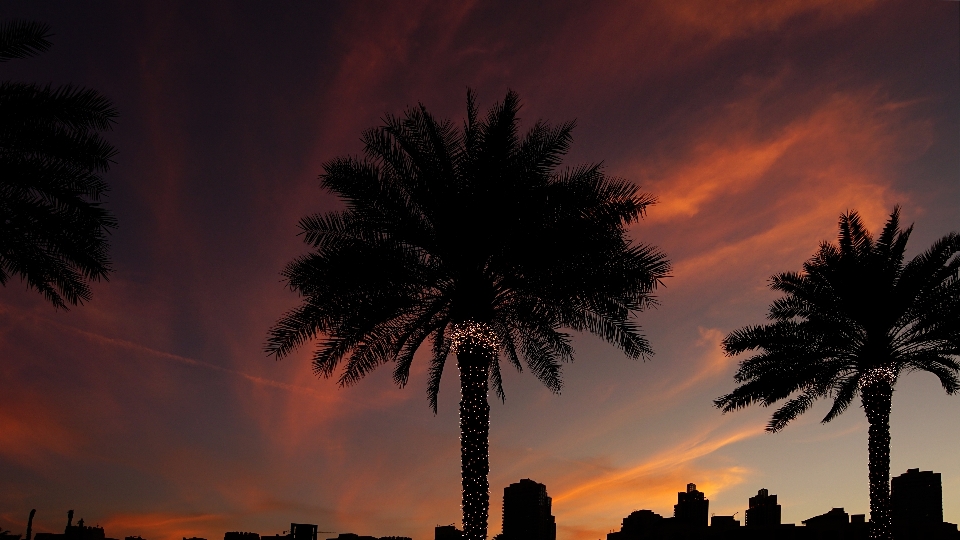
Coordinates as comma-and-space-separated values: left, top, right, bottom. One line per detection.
644, 328, 735, 403
659, 0, 880, 42
636, 88, 929, 224
552, 424, 761, 506
622, 85, 933, 304
0, 401, 83, 468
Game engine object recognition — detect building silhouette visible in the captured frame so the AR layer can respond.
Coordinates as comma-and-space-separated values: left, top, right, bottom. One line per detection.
745, 489, 781, 527
433, 526, 461, 540
890, 468, 960, 540
892, 469, 942, 528
262, 523, 319, 540
289, 525, 316, 540
607, 510, 663, 540
33, 512, 118, 540
604, 480, 960, 539
224, 533, 260, 540
607, 483, 713, 539
501, 479, 556, 540
323, 535, 409, 540
801, 508, 855, 528
709, 516, 739, 529
674, 483, 709, 527
617, 510, 664, 538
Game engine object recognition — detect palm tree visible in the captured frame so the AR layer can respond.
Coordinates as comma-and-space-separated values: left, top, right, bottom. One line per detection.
715, 207, 960, 540
267, 90, 670, 540
0, 20, 118, 309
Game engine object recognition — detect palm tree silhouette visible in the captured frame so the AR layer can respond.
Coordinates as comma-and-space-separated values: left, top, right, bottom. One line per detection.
267, 90, 670, 540
715, 207, 960, 540
0, 20, 118, 309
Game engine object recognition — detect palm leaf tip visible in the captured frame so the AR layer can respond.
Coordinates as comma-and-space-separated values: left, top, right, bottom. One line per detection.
0, 20, 53, 62
713, 395, 731, 411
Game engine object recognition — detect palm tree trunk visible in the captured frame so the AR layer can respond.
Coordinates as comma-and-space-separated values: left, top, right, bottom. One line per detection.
862, 383, 893, 540
457, 349, 490, 540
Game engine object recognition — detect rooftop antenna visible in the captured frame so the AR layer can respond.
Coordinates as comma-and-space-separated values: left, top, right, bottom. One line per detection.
26, 510, 36, 540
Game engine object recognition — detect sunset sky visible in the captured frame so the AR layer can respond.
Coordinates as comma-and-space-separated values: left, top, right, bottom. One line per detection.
1, 2, 958, 540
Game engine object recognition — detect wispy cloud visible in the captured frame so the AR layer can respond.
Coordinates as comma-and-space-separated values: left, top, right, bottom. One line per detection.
0, 304, 321, 397
552, 424, 762, 507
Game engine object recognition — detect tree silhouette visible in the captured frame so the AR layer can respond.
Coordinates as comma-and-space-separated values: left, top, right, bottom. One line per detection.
0, 20, 118, 309
267, 90, 670, 540
715, 207, 960, 540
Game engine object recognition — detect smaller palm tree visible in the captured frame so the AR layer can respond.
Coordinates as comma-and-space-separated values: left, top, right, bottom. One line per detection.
715, 207, 960, 540
0, 20, 118, 309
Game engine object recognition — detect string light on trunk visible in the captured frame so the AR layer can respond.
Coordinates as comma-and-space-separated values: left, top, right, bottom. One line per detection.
451, 321, 496, 540
858, 365, 897, 390
861, 370, 894, 540
450, 321, 499, 355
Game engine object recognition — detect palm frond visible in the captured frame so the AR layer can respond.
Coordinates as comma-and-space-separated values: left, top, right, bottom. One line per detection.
822, 377, 859, 423
427, 326, 450, 414
0, 20, 52, 62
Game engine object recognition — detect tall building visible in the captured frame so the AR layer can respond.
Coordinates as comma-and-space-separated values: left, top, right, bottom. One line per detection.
744, 488, 781, 527
501, 479, 556, 540
892, 468, 943, 530
673, 483, 708, 527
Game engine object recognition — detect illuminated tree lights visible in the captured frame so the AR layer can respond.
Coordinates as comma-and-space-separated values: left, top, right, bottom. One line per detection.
862, 382, 894, 540
450, 322, 500, 355
858, 366, 897, 390
455, 321, 496, 540
859, 362, 897, 538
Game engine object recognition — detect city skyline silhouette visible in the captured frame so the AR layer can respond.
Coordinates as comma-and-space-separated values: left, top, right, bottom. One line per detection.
9, 471, 958, 539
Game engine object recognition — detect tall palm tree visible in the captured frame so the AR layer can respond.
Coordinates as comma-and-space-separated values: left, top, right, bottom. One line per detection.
267, 90, 670, 540
715, 207, 960, 540
0, 20, 118, 309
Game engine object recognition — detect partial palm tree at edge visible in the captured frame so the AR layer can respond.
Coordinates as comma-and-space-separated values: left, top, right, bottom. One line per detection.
0, 20, 119, 309
266, 90, 670, 540
715, 207, 960, 540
